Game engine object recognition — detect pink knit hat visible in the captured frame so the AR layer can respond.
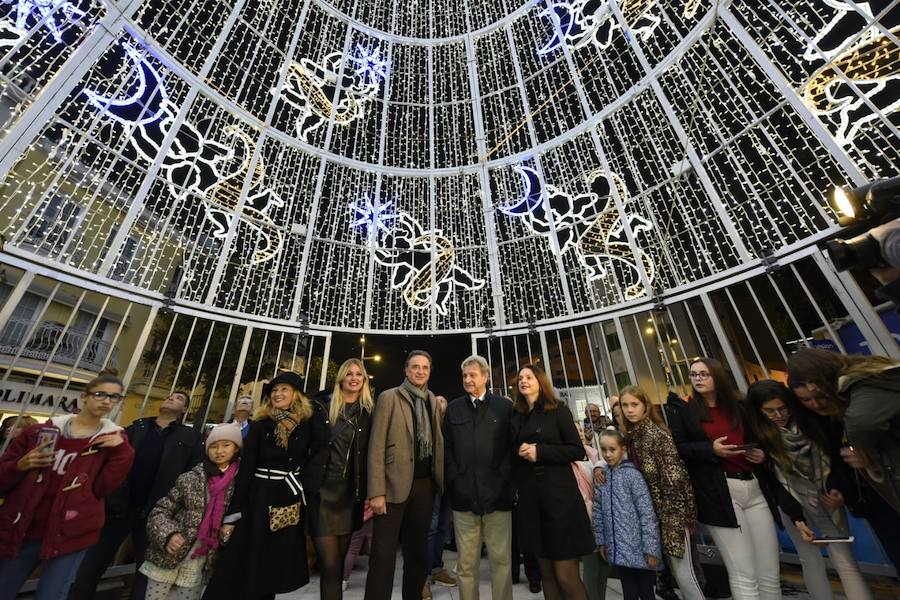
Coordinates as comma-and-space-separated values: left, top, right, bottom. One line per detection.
206, 423, 243, 449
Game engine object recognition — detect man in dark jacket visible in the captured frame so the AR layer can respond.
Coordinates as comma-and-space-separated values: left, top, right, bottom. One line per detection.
68, 390, 202, 600
444, 355, 514, 600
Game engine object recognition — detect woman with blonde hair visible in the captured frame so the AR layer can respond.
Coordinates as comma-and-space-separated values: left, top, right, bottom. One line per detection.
202, 372, 329, 600
309, 358, 374, 599
618, 386, 703, 600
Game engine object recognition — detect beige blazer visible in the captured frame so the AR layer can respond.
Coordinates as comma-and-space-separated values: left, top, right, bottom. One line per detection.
367, 385, 444, 503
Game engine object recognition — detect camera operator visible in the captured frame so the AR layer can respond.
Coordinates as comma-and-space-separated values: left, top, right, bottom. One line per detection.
826, 176, 900, 304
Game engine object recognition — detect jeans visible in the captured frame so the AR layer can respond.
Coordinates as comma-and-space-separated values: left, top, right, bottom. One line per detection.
668, 526, 705, 600
0, 539, 87, 600
68, 509, 149, 600
427, 492, 452, 572
781, 508, 872, 600
705, 478, 782, 600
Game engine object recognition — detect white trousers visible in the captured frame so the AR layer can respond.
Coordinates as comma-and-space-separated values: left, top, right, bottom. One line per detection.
668, 526, 705, 600
704, 478, 782, 600
781, 509, 872, 600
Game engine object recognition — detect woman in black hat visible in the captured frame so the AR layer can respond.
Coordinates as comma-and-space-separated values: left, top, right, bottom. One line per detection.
202, 372, 329, 600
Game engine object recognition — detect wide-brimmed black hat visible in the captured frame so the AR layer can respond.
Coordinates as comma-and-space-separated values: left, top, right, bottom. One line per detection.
262, 371, 304, 398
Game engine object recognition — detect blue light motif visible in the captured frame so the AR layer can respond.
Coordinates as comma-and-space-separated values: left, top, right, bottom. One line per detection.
16, 0, 87, 44
350, 44, 388, 84
498, 166, 545, 217
350, 196, 399, 235
82, 41, 168, 125
537, 1, 582, 55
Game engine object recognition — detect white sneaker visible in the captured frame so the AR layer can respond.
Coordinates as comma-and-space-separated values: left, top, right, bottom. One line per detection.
342, 580, 349, 591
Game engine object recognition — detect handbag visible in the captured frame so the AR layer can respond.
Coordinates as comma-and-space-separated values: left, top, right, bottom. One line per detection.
268, 502, 301, 532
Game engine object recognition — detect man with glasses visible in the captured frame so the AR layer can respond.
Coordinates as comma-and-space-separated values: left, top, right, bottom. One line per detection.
69, 390, 203, 600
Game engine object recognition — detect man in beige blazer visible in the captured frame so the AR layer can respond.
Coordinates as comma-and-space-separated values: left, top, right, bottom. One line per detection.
364, 350, 445, 600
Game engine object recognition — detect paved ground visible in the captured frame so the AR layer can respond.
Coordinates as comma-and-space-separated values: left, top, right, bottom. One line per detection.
275, 553, 848, 600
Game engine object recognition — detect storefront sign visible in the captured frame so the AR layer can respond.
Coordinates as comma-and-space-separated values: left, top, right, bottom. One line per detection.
0, 381, 79, 415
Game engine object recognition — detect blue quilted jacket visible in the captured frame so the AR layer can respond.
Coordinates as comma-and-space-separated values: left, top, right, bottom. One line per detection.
592, 460, 662, 570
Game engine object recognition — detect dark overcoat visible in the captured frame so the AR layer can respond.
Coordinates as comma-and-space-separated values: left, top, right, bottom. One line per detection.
443, 393, 514, 515
510, 401, 594, 560
202, 413, 329, 598
665, 398, 805, 529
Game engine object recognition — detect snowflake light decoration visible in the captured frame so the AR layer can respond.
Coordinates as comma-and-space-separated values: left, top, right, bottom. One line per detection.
15, 0, 87, 44
350, 196, 399, 235
350, 44, 389, 84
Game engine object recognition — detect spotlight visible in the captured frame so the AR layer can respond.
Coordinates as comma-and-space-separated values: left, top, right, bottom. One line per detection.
829, 176, 900, 226
824, 175, 900, 272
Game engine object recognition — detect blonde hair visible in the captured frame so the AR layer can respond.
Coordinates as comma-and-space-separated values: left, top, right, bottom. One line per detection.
255, 389, 313, 423
329, 358, 374, 423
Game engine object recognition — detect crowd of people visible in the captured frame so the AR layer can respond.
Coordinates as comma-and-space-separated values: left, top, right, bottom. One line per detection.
0, 346, 897, 600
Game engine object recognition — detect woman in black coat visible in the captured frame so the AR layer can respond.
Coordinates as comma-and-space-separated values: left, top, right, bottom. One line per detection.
202, 372, 329, 600
665, 358, 812, 600
308, 358, 373, 600
511, 364, 594, 600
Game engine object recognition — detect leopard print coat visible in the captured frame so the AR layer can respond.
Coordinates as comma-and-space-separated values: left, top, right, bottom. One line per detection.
628, 419, 696, 558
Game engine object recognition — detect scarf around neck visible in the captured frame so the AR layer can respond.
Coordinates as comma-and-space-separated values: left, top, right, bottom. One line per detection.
192, 460, 239, 559
269, 405, 301, 449
781, 422, 830, 486
402, 377, 433, 462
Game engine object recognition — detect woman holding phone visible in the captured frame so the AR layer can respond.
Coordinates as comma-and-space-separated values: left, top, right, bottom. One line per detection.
666, 358, 812, 600
745, 380, 871, 600
0, 372, 134, 600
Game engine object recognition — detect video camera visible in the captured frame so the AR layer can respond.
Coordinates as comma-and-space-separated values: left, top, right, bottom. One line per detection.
824, 176, 900, 304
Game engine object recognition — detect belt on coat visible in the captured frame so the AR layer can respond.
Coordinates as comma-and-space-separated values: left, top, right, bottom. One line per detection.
724, 471, 754, 481
254, 467, 307, 504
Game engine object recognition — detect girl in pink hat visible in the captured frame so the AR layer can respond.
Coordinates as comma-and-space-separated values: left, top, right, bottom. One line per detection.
141, 423, 242, 600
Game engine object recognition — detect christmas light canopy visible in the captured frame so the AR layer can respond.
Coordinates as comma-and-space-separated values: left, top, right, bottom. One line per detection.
0, 0, 897, 333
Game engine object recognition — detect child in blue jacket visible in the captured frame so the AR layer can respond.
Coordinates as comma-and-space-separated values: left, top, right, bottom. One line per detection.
592, 428, 662, 600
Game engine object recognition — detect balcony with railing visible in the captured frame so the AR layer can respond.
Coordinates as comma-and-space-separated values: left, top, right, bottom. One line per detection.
0, 318, 119, 372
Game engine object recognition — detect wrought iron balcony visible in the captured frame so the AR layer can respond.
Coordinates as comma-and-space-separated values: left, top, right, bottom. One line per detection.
0, 318, 119, 372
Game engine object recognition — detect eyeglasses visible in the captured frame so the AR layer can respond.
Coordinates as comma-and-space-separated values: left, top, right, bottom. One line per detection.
761, 406, 790, 417
689, 372, 711, 380
89, 391, 125, 402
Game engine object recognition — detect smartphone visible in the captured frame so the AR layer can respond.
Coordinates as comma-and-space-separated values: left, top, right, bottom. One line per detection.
733, 443, 758, 451
811, 536, 855, 544
583, 417, 593, 431
36, 427, 59, 453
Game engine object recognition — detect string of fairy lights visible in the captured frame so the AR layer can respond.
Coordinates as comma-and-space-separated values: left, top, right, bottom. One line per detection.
0, 0, 897, 332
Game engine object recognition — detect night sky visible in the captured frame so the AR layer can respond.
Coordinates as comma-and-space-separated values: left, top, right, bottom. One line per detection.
329, 332, 473, 400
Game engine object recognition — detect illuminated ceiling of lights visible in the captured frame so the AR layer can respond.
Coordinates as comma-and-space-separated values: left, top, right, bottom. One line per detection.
0, 0, 897, 333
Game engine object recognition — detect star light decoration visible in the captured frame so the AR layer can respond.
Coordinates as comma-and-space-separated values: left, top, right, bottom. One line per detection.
350, 196, 399, 236
349, 44, 389, 84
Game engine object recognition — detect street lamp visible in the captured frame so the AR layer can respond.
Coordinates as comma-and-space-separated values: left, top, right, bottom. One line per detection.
360, 336, 381, 362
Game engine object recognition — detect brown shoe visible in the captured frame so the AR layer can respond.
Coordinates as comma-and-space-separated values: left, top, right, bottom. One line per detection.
431, 569, 458, 587
422, 583, 432, 599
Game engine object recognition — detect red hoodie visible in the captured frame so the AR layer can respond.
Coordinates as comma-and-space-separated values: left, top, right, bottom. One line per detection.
0, 416, 134, 560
